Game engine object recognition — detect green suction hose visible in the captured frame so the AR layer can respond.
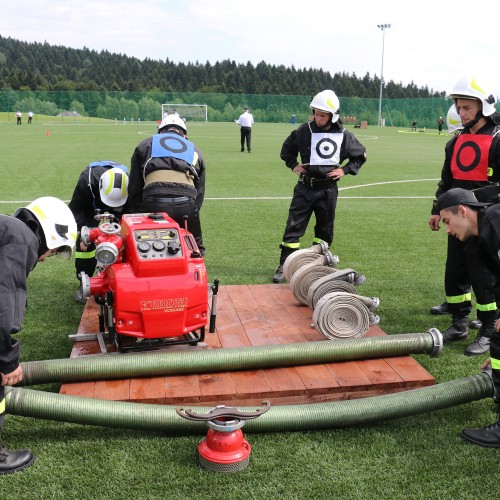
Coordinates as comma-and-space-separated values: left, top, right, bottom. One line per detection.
20, 330, 443, 385
4, 373, 493, 434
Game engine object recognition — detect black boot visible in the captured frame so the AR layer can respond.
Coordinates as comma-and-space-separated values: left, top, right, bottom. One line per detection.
272, 246, 297, 284
272, 265, 285, 283
461, 421, 500, 448
442, 315, 468, 342
464, 329, 492, 356
430, 302, 449, 315
0, 445, 35, 474
464, 314, 494, 355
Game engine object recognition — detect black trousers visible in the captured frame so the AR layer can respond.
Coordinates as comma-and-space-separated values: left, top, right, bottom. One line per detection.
281, 182, 338, 247
240, 127, 252, 151
444, 235, 497, 321
75, 233, 97, 281
143, 195, 204, 253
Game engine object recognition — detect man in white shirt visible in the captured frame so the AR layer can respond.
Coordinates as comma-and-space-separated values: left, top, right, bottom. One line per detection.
235, 107, 254, 153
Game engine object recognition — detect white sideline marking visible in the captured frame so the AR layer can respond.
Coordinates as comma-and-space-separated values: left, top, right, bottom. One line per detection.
0, 178, 440, 204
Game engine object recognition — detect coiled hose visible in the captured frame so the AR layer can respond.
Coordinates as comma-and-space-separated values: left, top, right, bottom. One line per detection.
19, 331, 443, 385
307, 269, 366, 309
312, 293, 381, 340
283, 242, 335, 282
290, 259, 339, 305
4, 372, 492, 434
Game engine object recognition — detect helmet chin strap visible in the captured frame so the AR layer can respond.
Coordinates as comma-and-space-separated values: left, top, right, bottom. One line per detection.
462, 110, 483, 130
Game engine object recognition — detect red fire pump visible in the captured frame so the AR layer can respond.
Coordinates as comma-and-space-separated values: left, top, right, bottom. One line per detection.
80, 212, 217, 352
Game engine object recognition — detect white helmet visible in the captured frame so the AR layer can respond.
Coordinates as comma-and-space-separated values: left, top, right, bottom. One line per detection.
158, 114, 188, 133
449, 77, 497, 117
310, 90, 340, 123
446, 104, 463, 134
99, 167, 129, 208
25, 197, 77, 259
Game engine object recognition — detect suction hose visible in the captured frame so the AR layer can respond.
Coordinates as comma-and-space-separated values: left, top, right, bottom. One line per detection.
19, 330, 443, 386
4, 372, 493, 434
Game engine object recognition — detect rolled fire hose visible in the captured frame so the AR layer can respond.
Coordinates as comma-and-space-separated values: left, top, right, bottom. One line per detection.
4, 372, 492, 434
290, 258, 339, 305
308, 278, 357, 309
312, 292, 380, 340
19, 330, 442, 386
307, 269, 366, 309
283, 242, 339, 282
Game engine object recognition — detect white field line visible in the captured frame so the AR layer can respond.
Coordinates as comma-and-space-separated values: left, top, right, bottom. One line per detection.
0, 178, 440, 204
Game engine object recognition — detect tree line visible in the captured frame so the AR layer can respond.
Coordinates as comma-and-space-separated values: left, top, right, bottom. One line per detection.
0, 35, 445, 98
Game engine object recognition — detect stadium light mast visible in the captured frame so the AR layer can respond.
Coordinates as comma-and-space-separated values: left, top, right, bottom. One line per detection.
377, 23, 391, 127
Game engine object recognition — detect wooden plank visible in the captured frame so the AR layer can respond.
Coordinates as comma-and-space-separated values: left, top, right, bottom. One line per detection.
384, 356, 436, 386
93, 379, 130, 401
129, 376, 166, 403
355, 359, 404, 388
59, 381, 96, 398
261, 367, 306, 397
325, 361, 373, 390
230, 369, 274, 400
198, 372, 238, 402
164, 374, 202, 403
294, 364, 341, 393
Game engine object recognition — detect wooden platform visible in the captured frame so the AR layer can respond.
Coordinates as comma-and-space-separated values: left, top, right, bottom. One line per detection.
60, 285, 435, 406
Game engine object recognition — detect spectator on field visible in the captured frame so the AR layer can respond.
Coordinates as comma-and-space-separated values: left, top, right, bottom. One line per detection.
411, 119, 417, 131
235, 106, 254, 153
126, 115, 206, 255
437, 116, 444, 135
272, 89, 367, 283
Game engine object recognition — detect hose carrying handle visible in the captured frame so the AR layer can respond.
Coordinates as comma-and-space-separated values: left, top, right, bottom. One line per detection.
176, 401, 270, 421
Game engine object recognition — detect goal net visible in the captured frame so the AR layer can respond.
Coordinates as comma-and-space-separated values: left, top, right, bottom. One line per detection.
161, 103, 208, 122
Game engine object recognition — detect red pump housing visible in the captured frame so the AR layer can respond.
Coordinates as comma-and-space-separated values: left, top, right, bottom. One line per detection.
80, 212, 208, 351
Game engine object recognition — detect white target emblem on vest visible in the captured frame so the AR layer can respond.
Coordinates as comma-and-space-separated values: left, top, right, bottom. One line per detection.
310, 132, 343, 165
316, 138, 337, 159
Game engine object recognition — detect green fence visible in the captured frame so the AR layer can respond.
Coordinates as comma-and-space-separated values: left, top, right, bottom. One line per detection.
1, 90, 497, 129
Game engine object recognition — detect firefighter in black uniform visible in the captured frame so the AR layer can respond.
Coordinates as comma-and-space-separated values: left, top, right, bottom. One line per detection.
126, 115, 206, 255
0, 197, 76, 474
272, 89, 367, 283
428, 77, 500, 356
436, 188, 500, 447
69, 161, 129, 303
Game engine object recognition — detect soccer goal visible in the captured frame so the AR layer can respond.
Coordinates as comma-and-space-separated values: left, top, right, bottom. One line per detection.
161, 103, 208, 122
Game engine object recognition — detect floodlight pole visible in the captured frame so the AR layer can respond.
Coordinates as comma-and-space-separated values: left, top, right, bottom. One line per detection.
377, 24, 391, 127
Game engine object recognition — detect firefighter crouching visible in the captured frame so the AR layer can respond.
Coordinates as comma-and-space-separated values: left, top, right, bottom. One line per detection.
0, 197, 77, 474
69, 161, 129, 303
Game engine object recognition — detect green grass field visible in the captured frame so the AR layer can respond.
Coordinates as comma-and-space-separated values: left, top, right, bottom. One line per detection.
0, 116, 496, 499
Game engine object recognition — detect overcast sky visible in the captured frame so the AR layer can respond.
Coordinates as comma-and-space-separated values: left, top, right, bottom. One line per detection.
1, 0, 499, 97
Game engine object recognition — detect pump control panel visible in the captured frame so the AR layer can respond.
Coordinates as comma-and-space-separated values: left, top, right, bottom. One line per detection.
134, 228, 182, 259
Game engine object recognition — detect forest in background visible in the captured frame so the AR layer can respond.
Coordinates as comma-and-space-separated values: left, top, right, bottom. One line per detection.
0, 35, 444, 98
